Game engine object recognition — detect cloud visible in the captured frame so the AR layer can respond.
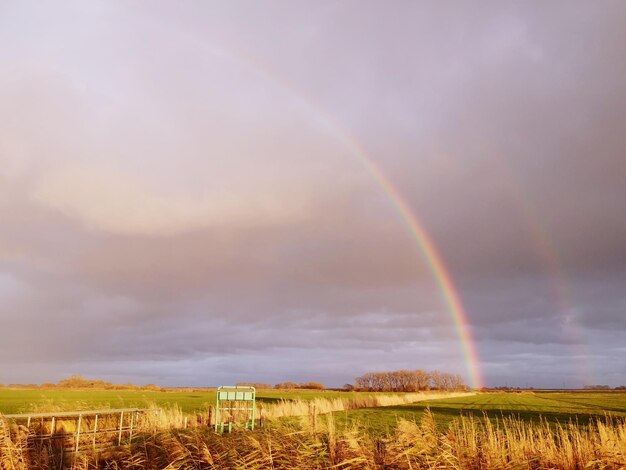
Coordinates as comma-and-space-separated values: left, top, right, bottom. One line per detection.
0, 1, 625, 388
31, 164, 306, 235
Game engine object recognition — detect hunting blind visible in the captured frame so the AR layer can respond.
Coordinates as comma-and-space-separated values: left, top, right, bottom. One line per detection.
214, 385, 256, 432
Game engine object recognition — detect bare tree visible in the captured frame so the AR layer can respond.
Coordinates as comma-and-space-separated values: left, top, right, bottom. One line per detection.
355, 369, 465, 392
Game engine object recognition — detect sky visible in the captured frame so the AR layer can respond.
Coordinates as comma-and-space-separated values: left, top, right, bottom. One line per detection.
1, 1, 625, 388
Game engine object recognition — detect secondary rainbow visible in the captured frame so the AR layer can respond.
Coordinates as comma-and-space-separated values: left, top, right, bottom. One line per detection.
490, 158, 594, 385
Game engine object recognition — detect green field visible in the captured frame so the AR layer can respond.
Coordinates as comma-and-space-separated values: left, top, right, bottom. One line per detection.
2, 389, 625, 433
3, 390, 625, 468
0, 388, 385, 414
335, 392, 626, 434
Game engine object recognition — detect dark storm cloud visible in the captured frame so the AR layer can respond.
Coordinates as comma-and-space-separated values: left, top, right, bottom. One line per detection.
1, 1, 625, 388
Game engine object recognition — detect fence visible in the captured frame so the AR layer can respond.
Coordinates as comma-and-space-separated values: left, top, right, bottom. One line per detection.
1, 408, 146, 453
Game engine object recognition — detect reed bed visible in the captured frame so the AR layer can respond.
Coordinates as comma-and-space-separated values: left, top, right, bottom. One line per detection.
259, 391, 474, 419
3, 407, 626, 469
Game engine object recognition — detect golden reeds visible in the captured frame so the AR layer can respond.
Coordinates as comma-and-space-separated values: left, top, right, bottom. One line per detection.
259, 392, 474, 420
0, 419, 29, 470
3, 403, 626, 469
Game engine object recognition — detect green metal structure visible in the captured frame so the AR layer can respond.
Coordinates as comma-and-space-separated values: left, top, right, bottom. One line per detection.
214, 385, 256, 432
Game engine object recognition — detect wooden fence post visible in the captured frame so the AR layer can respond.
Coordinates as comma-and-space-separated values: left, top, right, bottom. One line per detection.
118, 411, 124, 446
75, 414, 82, 452
129, 411, 134, 444
92, 414, 98, 449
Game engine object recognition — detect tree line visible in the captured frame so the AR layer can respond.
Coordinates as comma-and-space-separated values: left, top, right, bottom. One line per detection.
236, 381, 325, 390
353, 369, 467, 391
0, 375, 162, 391
584, 385, 626, 390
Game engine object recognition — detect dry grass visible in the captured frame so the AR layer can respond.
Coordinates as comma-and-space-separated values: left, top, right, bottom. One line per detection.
0, 421, 29, 470
3, 396, 626, 469
259, 391, 474, 420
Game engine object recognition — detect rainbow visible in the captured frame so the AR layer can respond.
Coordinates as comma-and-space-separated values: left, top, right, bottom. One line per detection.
231, 52, 485, 389
343, 143, 485, 389
485, 155, 594, 385
142, 22, 485, 388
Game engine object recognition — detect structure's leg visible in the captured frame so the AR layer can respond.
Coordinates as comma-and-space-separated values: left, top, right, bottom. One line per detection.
252, 402, 256, 431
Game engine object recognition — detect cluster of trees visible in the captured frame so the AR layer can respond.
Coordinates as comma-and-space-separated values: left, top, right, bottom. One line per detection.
56, 375, 162, 390
274, 381, 325, 390
0, 375, 162, 391
235, 381, 325, 390
235, 382, 273, 389
354, 369, 467, 391
584, 385, 626, 390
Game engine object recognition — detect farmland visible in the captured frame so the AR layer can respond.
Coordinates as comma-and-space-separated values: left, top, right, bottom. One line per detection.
336, 391, 626, 433
2, 388, 626, 427
2, 389, 626, 468
0, 388, 410, 415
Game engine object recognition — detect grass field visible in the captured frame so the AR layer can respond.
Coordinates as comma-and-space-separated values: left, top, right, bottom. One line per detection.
3, 390, 626, 468
334, 391, 626, 433
2, 389, 626, 429
0, 388, 408, 415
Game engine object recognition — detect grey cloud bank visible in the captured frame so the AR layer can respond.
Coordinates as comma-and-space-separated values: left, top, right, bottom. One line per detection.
1, 1, 625, 388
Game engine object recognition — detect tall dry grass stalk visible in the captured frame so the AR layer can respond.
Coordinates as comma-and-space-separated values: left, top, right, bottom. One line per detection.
441, 413, 626, 469
0, 418, 29, 470
85, 414, 626, 468
260, 392, 474, 420
140, 404, 187, 431
3, 404, 626, 469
